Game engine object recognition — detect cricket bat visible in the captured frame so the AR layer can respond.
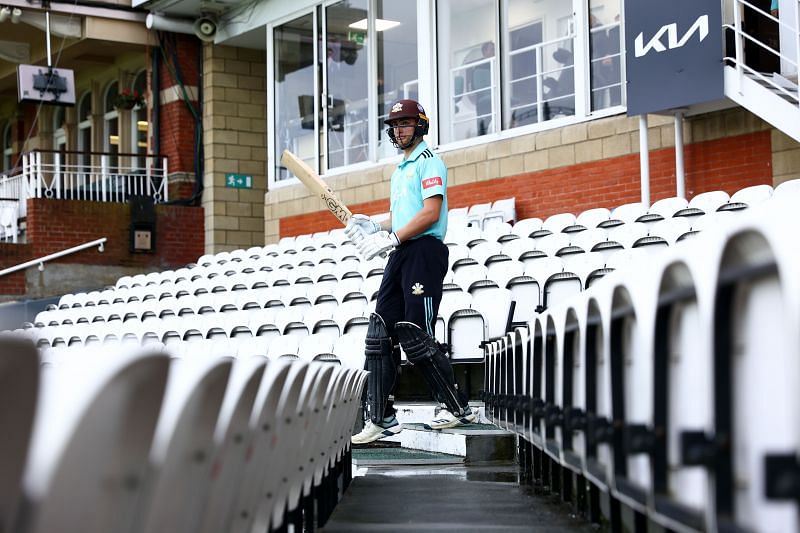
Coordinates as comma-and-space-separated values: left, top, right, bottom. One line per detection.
280, 150, 352, 226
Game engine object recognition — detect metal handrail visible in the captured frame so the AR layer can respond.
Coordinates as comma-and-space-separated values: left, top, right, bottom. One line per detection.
0, 237, 107, 278
727, 0, 800, 109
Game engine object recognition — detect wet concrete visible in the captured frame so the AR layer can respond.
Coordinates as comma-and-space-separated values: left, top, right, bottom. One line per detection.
322, 464, 597, 532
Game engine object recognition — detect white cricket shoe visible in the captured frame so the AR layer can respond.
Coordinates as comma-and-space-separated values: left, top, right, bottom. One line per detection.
425, 406, 477, 430
351, 418, 402, 445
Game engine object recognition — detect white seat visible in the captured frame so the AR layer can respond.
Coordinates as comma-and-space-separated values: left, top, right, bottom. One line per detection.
510, 217, 543, 239
135, 348, 234, 532
217, 360, 291, 533
500, 237, 536, 261
297, 333, 336, 361
436, 290, 472, 344
198, 354, 268, 533
542, 212, 578, 235
609, 202, 646, 226
719, 184, 773, 211
469, 241, 503, 265
267, 334, 300, 359
23, 345, 170, 533
333, 331, 368, 369
472, 288, 513, 341
640, 196, 689, 222
773, 178, 800, 198
575, 207, 612, 230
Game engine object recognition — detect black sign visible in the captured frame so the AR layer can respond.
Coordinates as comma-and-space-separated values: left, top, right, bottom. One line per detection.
624, 0, 723, 116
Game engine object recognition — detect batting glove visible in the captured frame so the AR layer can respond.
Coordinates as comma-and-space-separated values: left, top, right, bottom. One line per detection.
345, 214, 382, 243
357, 231, 400, 260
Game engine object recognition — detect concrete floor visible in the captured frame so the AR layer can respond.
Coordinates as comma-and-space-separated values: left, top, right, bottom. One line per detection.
321, 463, 597, 532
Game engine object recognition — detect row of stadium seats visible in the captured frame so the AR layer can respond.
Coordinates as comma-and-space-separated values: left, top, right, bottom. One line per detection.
0, 336, 367, 533
482, 187, 800, 532
26, 185, 789, 369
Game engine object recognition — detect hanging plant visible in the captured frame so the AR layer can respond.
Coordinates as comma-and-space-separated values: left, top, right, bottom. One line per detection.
114, 88, 146, 110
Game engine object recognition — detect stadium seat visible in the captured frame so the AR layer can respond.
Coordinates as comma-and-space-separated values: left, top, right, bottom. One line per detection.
575, 207, 612, 230
510, 217, 544, 239
222, 360, 293, 533
773, 178, 800, 198
198, 354, 268, 533
718, 184, 773, 211
608, 202, 646, 227
23, 345, 170, 533
638, 196, 689, 223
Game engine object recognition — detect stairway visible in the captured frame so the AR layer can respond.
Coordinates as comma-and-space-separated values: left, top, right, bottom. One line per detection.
724, 66, 800, 142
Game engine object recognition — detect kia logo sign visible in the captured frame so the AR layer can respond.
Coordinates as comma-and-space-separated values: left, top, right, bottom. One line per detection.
634, 15, 710, 58
625, 0, 723, 116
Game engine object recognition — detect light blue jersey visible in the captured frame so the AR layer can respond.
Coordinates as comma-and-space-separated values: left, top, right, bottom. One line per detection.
390, 141, 448, 241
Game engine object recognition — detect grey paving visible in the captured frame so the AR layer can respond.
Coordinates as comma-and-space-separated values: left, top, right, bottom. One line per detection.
322, 464, 597, 532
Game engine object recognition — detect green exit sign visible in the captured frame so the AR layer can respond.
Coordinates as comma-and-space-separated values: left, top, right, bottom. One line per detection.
225, 174, 253, 189
347, 31, 365, 45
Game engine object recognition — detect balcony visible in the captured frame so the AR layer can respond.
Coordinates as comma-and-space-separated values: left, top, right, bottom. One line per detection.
0, 150, 169, 243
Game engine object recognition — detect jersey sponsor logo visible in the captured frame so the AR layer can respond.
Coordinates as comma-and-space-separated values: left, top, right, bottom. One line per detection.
422, 177, 442, 189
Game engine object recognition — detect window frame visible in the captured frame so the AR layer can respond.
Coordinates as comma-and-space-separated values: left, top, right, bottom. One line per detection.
265, 0, 627, 188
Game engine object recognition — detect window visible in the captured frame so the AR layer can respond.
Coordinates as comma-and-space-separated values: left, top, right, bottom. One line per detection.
77, 91, 92, 174
273, 12, 316, 182
103, 81, 119, 170
376, 0, 418, 159
437, 0, 498, 143
589, 0, 623, 110
131, 70, 149, 169
326, 0, 369, 169
2, 122, 11, 172
267, 0, 623, 183
269, 0, 420, 185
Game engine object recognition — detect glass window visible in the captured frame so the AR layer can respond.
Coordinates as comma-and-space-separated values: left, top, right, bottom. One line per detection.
274, 12, 316, 182
376, 0, 418, 159
437, 0, 498, 143
325, 0, 369, 170
504, 0, 575, 128
104, 81, 119, 169
589, 0, 622, 110
132, 71, 149, 169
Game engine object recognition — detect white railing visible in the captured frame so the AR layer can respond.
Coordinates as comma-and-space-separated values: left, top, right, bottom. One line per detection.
725, 0, 800, 108
0, 151, 169, 218
0, 237, 106, 278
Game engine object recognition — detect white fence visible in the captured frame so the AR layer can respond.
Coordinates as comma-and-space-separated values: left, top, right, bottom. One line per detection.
0, 151, 169, 241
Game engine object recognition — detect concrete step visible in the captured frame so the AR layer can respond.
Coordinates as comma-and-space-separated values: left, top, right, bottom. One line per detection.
383, 422, 516, 463
351, 442, 464, 467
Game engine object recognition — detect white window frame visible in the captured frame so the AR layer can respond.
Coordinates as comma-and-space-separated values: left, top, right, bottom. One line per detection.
130, 70, 148, 157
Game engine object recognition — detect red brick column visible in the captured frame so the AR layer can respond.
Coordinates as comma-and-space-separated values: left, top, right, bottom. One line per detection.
157, 34, 202, 201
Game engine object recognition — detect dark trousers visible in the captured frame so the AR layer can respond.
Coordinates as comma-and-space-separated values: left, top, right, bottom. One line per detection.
374, 236, 449, 417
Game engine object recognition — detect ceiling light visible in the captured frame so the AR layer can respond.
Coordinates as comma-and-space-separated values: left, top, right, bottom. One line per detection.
0, 7, 10, 23
11, 7, 21, 23
348, 18, 401, 32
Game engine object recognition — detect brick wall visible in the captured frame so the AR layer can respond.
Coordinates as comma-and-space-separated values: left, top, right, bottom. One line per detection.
159, 35, 202, 180
0, 243, 32, 296
278, 130, 773, 237
201, 44, 267, 254
0, 199, 205, 297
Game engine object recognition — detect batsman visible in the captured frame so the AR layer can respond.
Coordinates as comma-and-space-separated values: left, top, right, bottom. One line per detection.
348, 99, 475, 444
